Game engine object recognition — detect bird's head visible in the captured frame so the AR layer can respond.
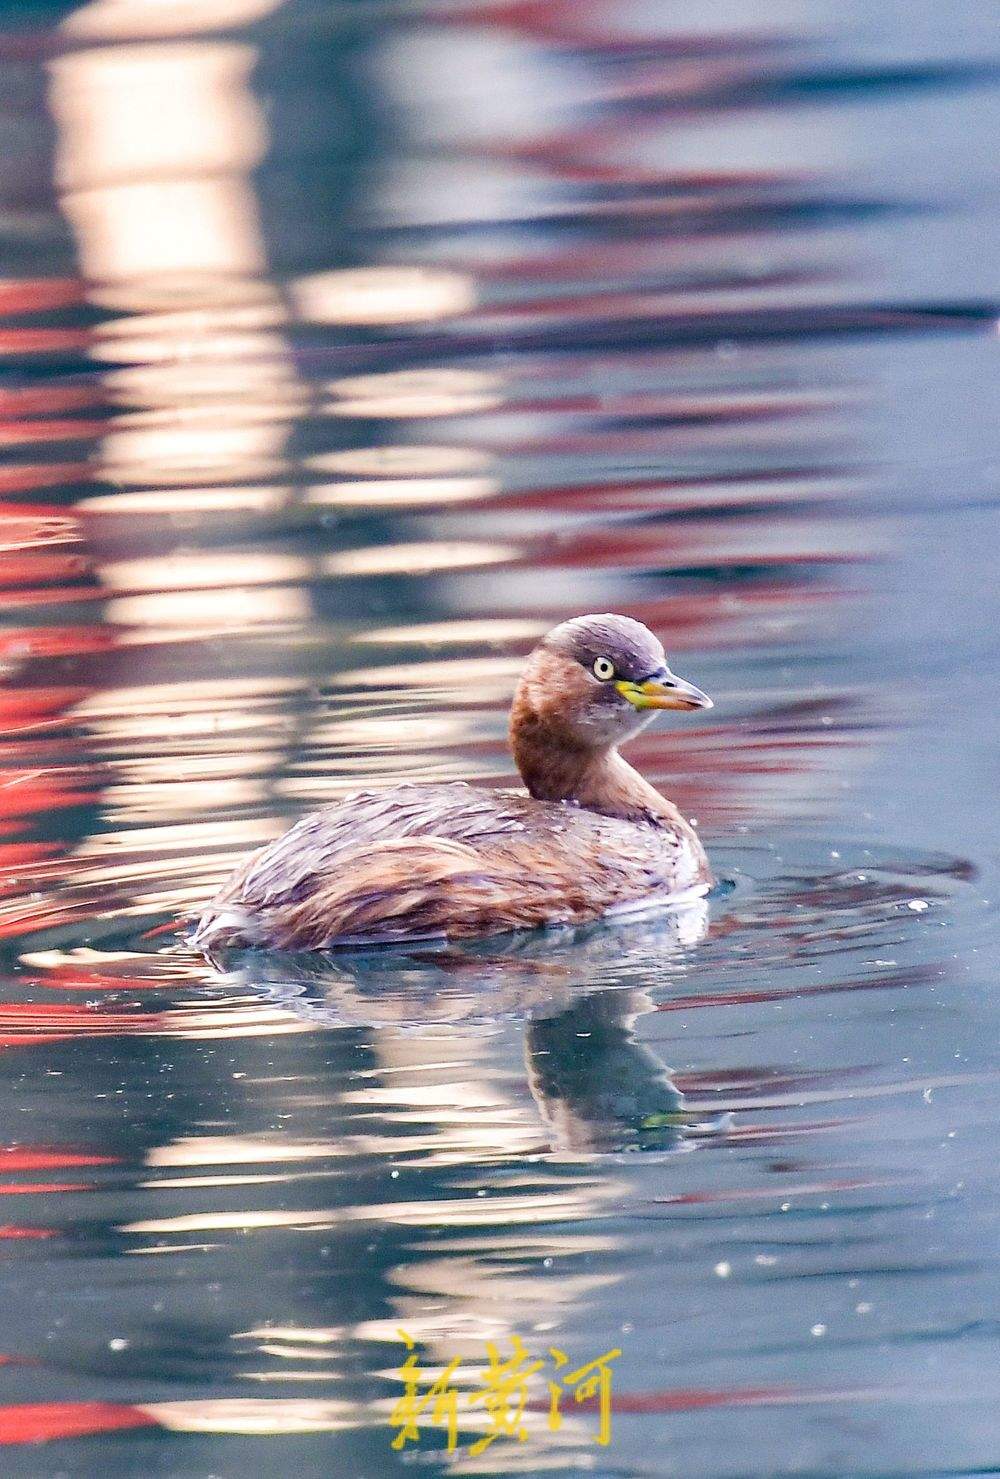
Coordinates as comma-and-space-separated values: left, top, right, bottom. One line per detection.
513, 613, 712, 753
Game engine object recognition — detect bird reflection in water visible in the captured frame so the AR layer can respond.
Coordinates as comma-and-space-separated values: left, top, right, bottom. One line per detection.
527, 989, 692, 1154
214, 895, 727, 1157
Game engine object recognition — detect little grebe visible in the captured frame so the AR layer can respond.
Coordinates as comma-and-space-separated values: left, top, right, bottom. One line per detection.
193, 614, 713, 953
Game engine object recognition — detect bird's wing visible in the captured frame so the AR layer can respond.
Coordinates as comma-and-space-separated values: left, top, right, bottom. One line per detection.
216, 783, 537, 913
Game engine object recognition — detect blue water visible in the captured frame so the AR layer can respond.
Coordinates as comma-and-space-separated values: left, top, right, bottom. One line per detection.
0, 1, 997, 1474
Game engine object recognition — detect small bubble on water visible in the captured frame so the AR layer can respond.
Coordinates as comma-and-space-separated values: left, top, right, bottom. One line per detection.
780, 1202, 791, 1212
810, 1324, 826, 1338
389, 1169, 399, 1179
855, 1302, 873, 1315
754, 1254, 777, 1267
714, 1261, 731, 1278
907, 899, 929, 912
542, 1257, 553, 1268
108, 1338, 128, 1352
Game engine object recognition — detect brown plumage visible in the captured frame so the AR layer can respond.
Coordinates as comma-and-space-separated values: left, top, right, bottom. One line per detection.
192, 614, 713, 953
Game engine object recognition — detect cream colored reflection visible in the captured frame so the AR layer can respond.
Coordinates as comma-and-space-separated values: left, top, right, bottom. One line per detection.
308, 714, 470, 752
50, 45, 271, 296
129, 1020, 629, 1394
308, 438, 502, 519
74, 675, 305, 721
292, 265, 474, 324
324, 541, 517, 577
327, 368, 504, 419
333, 653, 524, 692
138, 1399, 354, 1435
124, 1187, 606, 1235
307, 475, 497, 508
79, 486, 292, 513
48, 15, 303, 556
148, 1138, 342, 1167
356, 616, 545, 645
110, 584, 312, 637
313, 445, 492, 477
63, 0, 281, 42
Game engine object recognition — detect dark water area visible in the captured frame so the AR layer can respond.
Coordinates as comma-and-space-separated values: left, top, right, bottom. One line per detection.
0, 0, 998, 1474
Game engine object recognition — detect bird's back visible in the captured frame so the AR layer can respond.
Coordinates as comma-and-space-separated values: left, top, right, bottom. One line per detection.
193, 781, 709, 952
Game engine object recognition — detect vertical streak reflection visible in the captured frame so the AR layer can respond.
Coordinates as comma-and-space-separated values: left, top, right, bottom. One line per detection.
48, 8, 303, 505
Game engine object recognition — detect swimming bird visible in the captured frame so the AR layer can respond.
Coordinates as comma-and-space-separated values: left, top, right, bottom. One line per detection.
192, 614, 713, 953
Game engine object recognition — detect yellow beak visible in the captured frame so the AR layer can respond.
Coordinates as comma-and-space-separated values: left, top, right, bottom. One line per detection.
615, 670, 712, 712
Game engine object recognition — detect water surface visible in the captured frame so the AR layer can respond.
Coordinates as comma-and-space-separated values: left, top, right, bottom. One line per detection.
0, 1, 999, 1474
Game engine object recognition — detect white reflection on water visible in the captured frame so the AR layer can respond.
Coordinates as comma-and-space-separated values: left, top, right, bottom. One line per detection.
49, 43, 269, 289
79, 486, 293, 513
311, 445, 493, 477
306, 476, 498, 508
327, 367, 505, 418
355, 618, 547, 645
63, 0, 282, 42
138, 1398, 355, 1433
292, 265, 475, 324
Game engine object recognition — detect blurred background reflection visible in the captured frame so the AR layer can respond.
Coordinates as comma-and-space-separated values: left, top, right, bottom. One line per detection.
0, 0, 995, 1473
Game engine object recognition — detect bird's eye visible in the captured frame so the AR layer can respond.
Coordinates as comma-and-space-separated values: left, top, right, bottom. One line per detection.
592, 656, 616, 681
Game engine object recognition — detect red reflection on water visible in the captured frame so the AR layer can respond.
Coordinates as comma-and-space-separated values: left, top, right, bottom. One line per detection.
588, 1384, 883, 1414
651, 1177, 888, 1207
0, 329, 87, 355
0, 553, 92, 590
0, 771, 93, 821
0, 627, 115, 661
655, 963, 941, 1013
0, 465, 90, 495
0, 1182, 90, 1195
0, 1403, 153, 1445
0, 386, 96, 418
0, 1003, 161, 1046
0, 279, 84, 317
464, 0, 773, 56
523, 1378, 883, 1417
0, 842, 58, 865
29, 969, 165, 992
0, 419, 103, 445
0, 1149, 116, 1170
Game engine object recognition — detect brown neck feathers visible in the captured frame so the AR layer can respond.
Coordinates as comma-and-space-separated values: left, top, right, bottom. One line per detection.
509, 686, 688, 831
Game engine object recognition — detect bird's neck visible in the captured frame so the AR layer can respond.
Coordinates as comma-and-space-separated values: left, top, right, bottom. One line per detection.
511, 711, 687, 829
